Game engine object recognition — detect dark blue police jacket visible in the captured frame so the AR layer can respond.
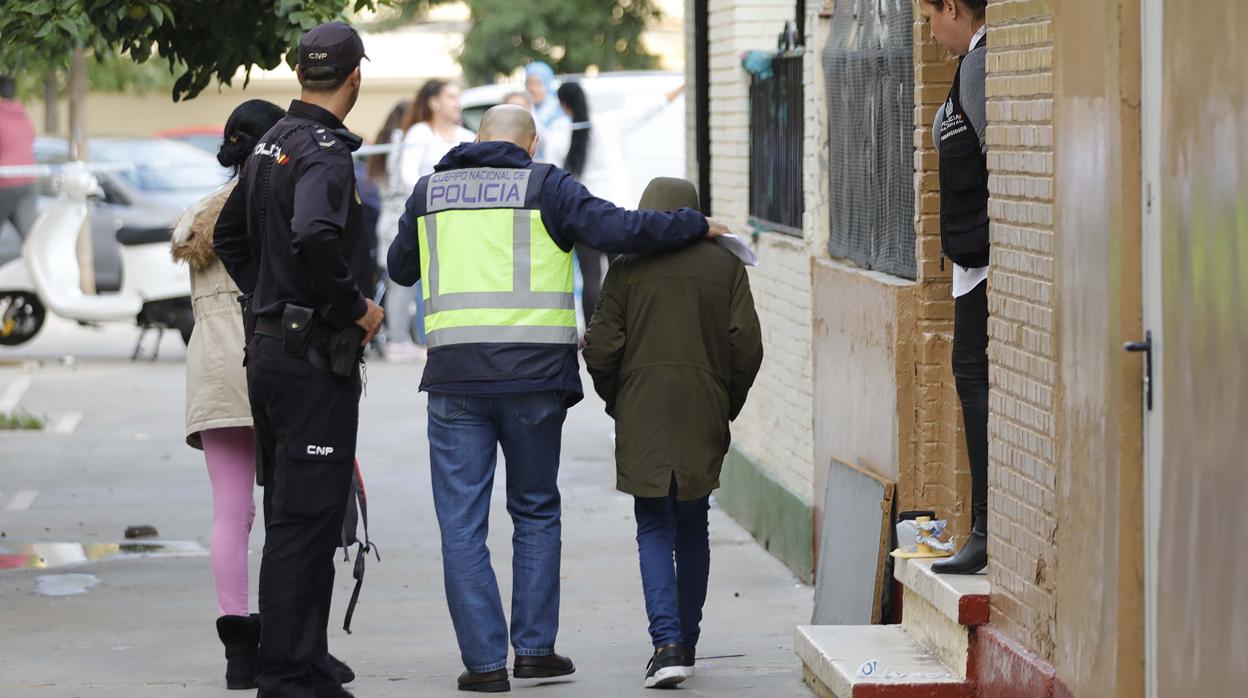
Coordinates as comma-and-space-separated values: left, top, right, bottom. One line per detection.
387, 140, 707, 405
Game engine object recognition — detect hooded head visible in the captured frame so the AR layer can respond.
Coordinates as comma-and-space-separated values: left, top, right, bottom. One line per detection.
638, 177, 702, 214
525, 61, 556, 106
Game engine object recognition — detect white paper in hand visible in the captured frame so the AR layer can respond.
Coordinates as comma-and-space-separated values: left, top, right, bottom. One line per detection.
714, 233, 759, 267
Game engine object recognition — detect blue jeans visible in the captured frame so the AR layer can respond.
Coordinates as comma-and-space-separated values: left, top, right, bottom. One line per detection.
428, 392, 567, 673
634, 481, 711, 649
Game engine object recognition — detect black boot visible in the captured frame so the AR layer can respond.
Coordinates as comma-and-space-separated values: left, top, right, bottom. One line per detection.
216, 615, 260, 690
932, 520, 987, 575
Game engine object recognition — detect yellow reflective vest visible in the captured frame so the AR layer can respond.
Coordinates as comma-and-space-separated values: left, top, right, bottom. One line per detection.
411, 164, 577, 348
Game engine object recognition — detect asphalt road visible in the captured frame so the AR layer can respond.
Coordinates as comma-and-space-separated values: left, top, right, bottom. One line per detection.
0, 319, 813, 697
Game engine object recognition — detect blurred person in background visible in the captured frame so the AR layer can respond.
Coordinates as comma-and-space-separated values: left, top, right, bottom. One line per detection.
369, 101, 411, 334
504, 91, 532, 109
0, 74, 38, 241
547, 81, 685, 327
387, 79, 475, 361
524, 61, 568, 161
171, 99, 285, 691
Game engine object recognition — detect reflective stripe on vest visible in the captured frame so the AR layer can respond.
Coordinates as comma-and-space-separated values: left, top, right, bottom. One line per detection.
417, 206, 576, 348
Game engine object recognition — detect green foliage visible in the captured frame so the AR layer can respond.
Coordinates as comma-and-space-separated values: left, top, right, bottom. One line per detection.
0, 411, 45, 431
0, 0, 387, 102
386, 0, 661, 85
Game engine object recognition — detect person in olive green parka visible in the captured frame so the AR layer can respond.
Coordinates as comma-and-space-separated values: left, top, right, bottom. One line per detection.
583, 177, 763, 688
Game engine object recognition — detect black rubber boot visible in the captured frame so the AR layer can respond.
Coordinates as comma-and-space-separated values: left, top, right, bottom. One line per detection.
216, 615, 260, 690
932, 519, 987, 575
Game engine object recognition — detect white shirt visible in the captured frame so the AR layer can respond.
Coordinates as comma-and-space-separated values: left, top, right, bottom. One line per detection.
953, 24, 990, 299
398, 122, 476, 191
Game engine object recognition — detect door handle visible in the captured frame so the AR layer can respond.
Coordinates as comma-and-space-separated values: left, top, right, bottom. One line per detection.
1124, 330, 1153, 411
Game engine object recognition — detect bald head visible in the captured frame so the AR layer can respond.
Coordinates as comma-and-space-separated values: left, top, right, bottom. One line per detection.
477, 105, 538, 152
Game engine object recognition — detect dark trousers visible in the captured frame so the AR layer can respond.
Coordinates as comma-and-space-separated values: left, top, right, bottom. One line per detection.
247, 336, 360, 697
575, 243, 603, 326
634, 480, 711, 649
953, 281, 989, 530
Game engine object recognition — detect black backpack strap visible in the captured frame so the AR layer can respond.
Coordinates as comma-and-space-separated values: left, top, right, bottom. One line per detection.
343, 460, 380, 634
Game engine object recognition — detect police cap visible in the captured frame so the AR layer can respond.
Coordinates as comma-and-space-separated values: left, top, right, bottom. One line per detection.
297, 21, 368, 78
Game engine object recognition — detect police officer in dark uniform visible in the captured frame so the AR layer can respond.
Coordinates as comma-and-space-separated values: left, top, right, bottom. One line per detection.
213, 21, 384, 698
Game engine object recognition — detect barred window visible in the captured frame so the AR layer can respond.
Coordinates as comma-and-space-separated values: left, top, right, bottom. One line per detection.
823, 0, 916, 279
749, 53, 806, 236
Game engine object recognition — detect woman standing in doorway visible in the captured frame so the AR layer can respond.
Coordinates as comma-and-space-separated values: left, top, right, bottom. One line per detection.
389, 79, 475, 361
919, 0, 990, 575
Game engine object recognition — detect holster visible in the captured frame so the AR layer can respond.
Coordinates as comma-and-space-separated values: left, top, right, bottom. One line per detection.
327, 326, 365, 377
281, 304, 318, 358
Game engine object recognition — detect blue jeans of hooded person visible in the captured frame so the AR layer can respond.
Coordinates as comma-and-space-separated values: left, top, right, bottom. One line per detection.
634, 479, 711, 649
428, 391, 567, 673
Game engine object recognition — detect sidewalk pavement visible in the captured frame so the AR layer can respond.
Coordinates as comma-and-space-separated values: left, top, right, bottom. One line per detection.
0, 321, 813, 697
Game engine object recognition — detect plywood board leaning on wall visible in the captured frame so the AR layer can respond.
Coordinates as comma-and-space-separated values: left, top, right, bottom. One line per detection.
811, 459, 895, 625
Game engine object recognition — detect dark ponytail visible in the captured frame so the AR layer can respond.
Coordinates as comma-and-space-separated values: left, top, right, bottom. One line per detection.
556, 82, 591, 179
217, 99, 286, 174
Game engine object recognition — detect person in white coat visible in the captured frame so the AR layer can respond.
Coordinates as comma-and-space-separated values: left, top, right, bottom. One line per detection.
384, 79, 475, 361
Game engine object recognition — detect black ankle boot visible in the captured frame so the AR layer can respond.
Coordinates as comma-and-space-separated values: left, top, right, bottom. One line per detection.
932, 521, 987, 575
216, 614, 260, 690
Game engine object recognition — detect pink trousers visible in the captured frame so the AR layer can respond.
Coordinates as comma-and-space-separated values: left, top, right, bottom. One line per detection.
201, 427, 256, 617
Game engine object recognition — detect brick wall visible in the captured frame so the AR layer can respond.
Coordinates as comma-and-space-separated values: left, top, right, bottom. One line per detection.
911, 16, 968, 535
983, 0, 1058, 662
706, 0, 815, 502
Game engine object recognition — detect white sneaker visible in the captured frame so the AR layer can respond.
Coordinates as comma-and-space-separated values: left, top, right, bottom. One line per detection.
385, 341, 427, 363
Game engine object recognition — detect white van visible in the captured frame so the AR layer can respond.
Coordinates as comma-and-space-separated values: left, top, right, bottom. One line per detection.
460, 71, 686, 209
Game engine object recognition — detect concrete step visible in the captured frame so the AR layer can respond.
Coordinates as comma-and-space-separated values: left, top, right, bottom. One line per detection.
894, 557, 990, 679
894, 557, 990, 627
796, 625, 973, 698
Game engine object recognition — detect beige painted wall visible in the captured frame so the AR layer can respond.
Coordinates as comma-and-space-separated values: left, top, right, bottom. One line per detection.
27, 78, 420, 143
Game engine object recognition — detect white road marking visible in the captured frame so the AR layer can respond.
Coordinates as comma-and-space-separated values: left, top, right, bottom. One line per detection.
5, 489, 38, 511
0, 375, 33, 413
52, 412, 83, 434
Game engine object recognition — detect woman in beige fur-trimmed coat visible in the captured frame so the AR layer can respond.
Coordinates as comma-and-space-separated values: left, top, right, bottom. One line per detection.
170, 99, 284, 691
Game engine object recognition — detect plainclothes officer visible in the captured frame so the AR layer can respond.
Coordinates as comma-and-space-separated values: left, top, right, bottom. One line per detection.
213, 21, 383, 698
386, 105, 727, 693
919, 0, 990, 575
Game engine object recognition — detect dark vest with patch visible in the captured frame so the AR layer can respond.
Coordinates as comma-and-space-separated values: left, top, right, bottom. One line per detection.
939, 33, 990, 268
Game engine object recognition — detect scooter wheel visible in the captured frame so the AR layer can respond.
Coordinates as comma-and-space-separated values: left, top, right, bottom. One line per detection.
0, 292, 46, 346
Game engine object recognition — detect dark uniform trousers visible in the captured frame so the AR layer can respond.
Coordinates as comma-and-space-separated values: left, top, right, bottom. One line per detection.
246, 335, 360, 697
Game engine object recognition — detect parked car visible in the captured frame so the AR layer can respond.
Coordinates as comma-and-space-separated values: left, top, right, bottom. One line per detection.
460, 71, 686, 208
0, 137, 228, 292
155, 126, 224, 155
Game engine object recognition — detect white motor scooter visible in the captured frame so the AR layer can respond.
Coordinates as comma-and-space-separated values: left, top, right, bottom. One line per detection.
0, 164, 194, 359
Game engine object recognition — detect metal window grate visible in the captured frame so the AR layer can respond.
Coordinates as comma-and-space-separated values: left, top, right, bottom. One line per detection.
823, 0, 917, 279
749, 54, 805, 237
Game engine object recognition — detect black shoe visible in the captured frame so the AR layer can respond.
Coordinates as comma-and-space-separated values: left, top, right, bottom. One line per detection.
681, 646, 696, 676
644, 645, 688, 689
513, 652, 575, 679
932, 527, 987, 575
215, 615, 260, 690
457, 669, 511, 692
329, 654, 355, 685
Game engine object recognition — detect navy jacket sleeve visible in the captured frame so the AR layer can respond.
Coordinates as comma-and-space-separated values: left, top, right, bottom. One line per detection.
540, 169, 707, 254
387, 191, 423, 287
213, 182, 256, 293
290, 153, 368, 325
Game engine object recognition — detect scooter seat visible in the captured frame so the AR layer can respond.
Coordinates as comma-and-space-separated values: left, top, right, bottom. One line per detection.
116, 225, 173, 247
